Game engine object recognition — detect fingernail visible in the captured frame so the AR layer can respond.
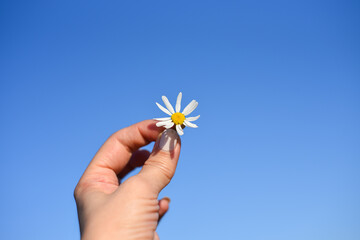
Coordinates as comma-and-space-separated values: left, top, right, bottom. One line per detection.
159, 129, 178, 152
163, 197, 171, 203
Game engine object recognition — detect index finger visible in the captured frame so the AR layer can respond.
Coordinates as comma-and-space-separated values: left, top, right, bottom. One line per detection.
79, 120, 163, 189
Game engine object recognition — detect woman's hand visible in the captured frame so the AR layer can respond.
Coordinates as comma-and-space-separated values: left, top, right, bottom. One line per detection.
74, 120, 181, 240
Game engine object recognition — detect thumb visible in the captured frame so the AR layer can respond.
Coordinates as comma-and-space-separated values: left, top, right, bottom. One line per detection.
138, 128, 181, 194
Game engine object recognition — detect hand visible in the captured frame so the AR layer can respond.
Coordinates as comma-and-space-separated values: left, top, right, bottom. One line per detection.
74, 120, 181, 240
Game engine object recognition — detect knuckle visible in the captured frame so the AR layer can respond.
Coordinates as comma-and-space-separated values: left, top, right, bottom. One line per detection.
73, 183, 82, 200
145, 156, 174, 181
73, 181, 88, 201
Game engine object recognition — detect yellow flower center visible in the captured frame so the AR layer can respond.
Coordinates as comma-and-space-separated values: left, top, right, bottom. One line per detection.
171, 112, 185, 125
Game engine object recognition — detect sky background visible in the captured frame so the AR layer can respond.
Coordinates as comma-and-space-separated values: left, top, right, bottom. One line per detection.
1, 0, 359, 239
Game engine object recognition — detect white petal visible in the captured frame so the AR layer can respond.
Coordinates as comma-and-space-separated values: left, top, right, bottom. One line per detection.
162, 96, 175, 114
164, 122, 175, 129
156, 102, 172, 116
175, 92, 182, 112
176, 124, 184, 135
184, 120, 198, 128
154, 117, 171, 121
186, 115, 200, 122
182, 100, 198, 116
156, 120, 172, 127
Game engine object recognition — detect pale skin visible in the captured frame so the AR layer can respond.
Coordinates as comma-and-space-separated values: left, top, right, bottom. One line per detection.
74, 120, 181, 240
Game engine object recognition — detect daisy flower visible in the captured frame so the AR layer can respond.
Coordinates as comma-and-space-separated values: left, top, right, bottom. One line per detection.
154, 92, 200, 136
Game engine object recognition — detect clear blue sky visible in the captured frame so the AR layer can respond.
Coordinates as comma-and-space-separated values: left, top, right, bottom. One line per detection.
1, 1, 359, 239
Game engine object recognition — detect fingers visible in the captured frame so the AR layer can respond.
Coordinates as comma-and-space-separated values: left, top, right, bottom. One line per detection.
158, 197, 170, 222
154, 197, 171, 240
117, 149, 150, 180
153, 232, 160, 240
138, 129, 181, 194
76, 120, 164, 194
90, 120, 162, 173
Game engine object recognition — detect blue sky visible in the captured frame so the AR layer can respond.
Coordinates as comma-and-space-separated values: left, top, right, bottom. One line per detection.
1, 0, 359, 239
